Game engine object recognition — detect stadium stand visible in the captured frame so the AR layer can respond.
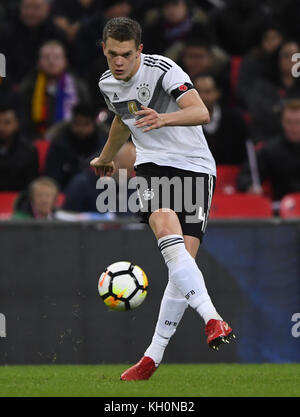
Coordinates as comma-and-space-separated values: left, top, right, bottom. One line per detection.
215, 165, 240, 195
0, 192, 18, 219
210, 193, 273, 218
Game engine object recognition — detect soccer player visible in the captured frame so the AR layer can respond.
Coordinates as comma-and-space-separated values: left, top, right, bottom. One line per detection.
90, 17, 235, 381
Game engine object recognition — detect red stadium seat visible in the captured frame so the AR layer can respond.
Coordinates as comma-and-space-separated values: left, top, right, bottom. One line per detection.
56, 193, 66, 208
210, 193, 273, 218
0, 192, 19, 220
33, 139, 50, 175
215, 165, 240, 195
279, 193, 300, 218
261, 179, 274, 199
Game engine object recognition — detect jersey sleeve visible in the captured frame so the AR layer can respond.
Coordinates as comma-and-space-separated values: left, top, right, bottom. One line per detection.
162, 61, 195, 102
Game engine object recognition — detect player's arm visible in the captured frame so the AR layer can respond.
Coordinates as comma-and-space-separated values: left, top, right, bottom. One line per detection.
135, 89, 210, 133
90, 115, 130, 177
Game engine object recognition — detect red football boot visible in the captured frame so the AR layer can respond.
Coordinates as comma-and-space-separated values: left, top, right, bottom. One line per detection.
120, 356, 157, 381
205, 319, 235, 350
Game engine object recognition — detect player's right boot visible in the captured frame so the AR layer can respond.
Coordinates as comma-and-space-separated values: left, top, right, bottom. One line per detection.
205, 319, 236, 350
120, 356, 157, 381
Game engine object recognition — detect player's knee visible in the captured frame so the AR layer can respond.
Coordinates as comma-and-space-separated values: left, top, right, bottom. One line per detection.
156, 227, 175, 240
149, 209, 182, 239
151, 221, 175, 239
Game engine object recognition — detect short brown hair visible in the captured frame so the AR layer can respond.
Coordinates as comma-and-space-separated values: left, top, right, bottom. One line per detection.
102, 17, 142, 49
29, 177, 59, 198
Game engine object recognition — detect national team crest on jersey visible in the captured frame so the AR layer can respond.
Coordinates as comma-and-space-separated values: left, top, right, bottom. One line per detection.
128, 101, 139, 116
137, 83, 151, 102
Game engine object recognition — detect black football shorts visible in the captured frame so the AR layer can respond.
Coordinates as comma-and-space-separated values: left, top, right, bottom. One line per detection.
135, 163, 216, 242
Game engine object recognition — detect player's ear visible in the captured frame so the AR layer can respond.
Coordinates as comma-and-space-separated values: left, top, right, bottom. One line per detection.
137, 43, 144, 56
101, 41, 106, 54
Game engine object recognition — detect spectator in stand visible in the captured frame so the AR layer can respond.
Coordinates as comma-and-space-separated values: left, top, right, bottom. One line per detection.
194, 73, 248, 164
142, 0, 212, 60
0, 104, 38, 191
179, 37, 230, 103
248, 40, 300, 142
0, 0, 67, 85
44, 102, 107, 190
102, 0, 132, 19
51, 0, 102, 42
74, 0, 133, 77
237, 22, 284, 110
210, 0, 267, 56
13, 177, 59, 220
237, 99, 300, 201
128, 0, 155, 22
18, 40, 91, 140
63, 140, 136, 214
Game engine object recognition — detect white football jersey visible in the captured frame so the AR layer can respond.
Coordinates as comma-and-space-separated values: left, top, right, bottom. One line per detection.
98, 53, 216, 175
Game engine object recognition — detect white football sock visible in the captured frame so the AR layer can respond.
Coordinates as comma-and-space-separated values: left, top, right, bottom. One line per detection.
144, 280, 188, 366
157, 235, 222, 324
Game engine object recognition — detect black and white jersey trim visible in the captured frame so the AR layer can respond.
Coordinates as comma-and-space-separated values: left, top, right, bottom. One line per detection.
203, 174, 214, 232
143, 62, 169, 72
144, 56, 172, 68
144, 56, 172, 73
100, 70, 112, 82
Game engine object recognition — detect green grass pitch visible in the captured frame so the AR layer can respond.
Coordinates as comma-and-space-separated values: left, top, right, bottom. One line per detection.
0, 364, 300, 397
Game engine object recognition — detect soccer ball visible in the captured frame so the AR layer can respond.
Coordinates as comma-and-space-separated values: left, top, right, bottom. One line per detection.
98, 261, 148, 311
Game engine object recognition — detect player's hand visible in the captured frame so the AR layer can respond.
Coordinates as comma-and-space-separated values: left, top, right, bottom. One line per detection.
135, 106, 166, 132
90, 157, 115, 177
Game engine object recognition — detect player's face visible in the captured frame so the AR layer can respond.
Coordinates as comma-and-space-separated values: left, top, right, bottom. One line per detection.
102, 38, 143, 81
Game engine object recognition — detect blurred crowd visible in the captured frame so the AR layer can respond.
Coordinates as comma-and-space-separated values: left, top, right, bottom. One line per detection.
0, 0, 300, 219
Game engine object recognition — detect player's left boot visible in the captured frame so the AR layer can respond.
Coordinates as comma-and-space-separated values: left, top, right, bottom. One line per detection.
120, 356, 157, 381
205, 319, 235, 350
